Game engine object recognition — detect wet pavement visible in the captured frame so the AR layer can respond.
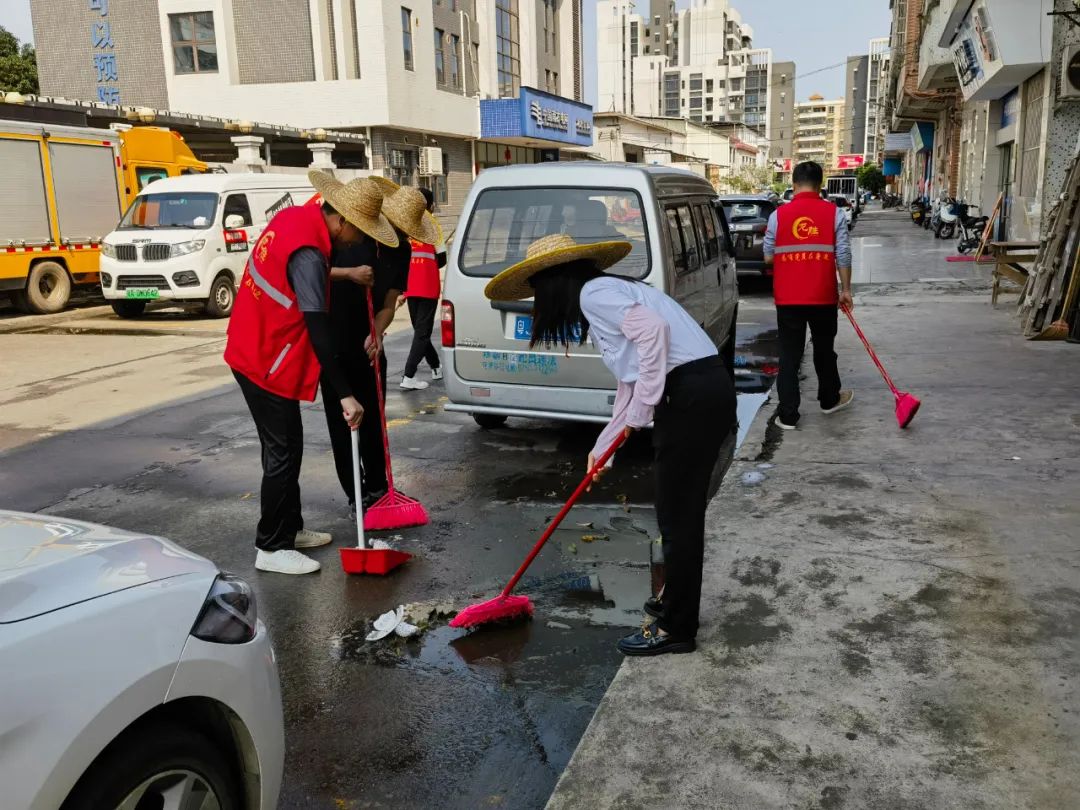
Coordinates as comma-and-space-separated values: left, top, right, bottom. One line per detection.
2, 268, 782, 809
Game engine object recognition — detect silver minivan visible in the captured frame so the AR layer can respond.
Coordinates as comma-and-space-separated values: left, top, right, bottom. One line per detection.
441, 163, 739, 427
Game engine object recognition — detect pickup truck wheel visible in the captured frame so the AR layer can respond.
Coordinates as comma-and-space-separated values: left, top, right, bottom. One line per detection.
24, 261, 71, 314
110, 300, 147, 318
203, 274, 235, 318
473, 414, 508, 430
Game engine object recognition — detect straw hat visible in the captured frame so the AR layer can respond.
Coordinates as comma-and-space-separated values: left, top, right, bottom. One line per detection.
483, 233, 632, 302
307, 170, 399, 247
369, 175, 444, 246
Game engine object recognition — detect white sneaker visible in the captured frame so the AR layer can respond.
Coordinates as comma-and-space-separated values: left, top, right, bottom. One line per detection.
295, 528, 332, 548
776, 417, 797, 431
822, 390, 855, 414
255, 549, 321, 575
400, 375, 429, 390
431, 367, 443, 381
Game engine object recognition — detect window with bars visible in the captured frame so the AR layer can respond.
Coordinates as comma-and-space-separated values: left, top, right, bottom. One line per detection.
169, 12, 217, 74
402, 7, 414, 71
496, 0, 520, 98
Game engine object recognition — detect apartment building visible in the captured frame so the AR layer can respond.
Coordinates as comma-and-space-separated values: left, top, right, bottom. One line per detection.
794, 94, 845, 172
30, 0, 589, 227
844, 37, 890, 164
596, 0, 784, 136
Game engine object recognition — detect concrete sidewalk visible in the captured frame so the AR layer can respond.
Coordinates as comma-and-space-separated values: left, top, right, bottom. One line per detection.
548, 284, 1080, 809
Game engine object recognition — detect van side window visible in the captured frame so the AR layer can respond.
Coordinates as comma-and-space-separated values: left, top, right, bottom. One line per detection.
666, 208, 687, 275
666, 205, 701, 275
693, 203, 719, 262
222, 193, 253, 227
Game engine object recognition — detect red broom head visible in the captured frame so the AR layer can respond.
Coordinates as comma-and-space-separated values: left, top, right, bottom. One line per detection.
895, 392, 921, 429
363, 490, 429, 531
449, 594, 534, 629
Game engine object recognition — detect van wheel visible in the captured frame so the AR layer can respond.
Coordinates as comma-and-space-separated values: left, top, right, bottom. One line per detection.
24, 261, 71, 314
111, 300, 147, 318
204, 274, 235, 318
473, 414, 508, 430
60, 722, 241, 810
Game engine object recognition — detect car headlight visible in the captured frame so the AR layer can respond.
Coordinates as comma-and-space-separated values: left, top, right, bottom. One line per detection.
171, 239, 206, 258
100, 242, 117, 259
191, 574, 258, 644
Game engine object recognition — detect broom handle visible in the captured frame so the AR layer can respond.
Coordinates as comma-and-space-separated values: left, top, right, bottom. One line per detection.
500, 432, 628, 598
350, 427, 368, 549
366, 287, 396, 493
841, 303, 900, 397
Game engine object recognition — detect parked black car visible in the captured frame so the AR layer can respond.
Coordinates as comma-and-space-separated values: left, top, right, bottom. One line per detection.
717, 194, 778, 277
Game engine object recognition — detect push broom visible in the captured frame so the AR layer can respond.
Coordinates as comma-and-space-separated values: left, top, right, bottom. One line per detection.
339, 428, 412, 575
841, 303, 921, 429
450, 432, 628, 629
363, 287, 430, 531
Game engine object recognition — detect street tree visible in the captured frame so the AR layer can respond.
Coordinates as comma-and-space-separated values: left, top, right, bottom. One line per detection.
856, 163, 887, 196
0, 26, 39, 95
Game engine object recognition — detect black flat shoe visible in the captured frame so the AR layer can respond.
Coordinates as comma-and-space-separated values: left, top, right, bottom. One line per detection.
617, 623, 696, 656
362, 488, 388, 510
643, 596, 663, 618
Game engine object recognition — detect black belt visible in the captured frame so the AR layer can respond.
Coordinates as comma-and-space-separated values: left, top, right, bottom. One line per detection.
666, 354, 722, 385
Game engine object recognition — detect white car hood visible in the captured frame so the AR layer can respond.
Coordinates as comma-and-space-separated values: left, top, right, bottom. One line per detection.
0, 511, 216, 623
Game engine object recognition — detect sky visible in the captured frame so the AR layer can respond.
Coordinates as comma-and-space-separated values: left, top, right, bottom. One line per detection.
3, 0, 890, 105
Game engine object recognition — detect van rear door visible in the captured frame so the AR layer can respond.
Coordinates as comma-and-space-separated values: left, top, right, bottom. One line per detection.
452, 186, 652, 389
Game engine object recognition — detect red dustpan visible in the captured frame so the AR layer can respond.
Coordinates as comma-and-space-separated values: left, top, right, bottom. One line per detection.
842, 304, 921, 429
339, 428, 412, 575
363, 288, 429, 531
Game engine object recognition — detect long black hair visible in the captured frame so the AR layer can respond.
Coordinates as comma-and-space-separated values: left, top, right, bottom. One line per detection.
528, 260, 605, 349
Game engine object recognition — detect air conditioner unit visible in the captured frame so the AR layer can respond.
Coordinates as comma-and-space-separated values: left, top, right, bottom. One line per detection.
1061, 44, 1080, 100
419, 146, 443, 176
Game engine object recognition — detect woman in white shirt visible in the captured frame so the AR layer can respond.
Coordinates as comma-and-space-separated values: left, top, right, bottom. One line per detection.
485, 233, 737, 656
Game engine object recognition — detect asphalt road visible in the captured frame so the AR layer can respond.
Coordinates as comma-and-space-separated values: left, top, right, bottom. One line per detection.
2, 273, 779, 809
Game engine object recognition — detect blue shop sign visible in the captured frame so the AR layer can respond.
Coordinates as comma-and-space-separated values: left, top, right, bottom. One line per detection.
480, 87, 593, 147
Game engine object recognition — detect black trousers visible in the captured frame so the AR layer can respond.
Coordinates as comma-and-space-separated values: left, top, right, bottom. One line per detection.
233, 370, 304, 552
404, 297, 441, 378
776, 304, 842, 425
654, 355, 736, 640
321, 352, 389, 504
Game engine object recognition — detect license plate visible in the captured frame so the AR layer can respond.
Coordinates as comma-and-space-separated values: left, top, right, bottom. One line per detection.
513, 315, 533, 340
125, 288, 159, 300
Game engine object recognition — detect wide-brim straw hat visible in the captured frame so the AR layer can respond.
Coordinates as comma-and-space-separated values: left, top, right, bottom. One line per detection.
483, 233, 632, 302
369, 175, 444, 245
308, 170, 399, 247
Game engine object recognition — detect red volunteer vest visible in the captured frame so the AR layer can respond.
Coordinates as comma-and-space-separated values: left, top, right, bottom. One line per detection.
772, 192, 839, 306
405, 237, 440, 299
224, 204, 331, 402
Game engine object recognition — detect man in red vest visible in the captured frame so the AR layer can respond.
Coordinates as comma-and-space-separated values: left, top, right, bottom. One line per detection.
763, 161, 855, 430
225, 172, 398, 575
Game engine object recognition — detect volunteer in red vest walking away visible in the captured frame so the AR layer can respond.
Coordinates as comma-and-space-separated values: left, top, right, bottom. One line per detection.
400, 186, 445, 391
763, 161, 855, 430
224, 172, 397, 575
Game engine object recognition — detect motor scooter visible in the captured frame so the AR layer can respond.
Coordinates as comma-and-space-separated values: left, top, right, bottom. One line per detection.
910, 198, 928, 227
927, 196, 946, 235
936, 199, 960, 239
954, 202, 989, 254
